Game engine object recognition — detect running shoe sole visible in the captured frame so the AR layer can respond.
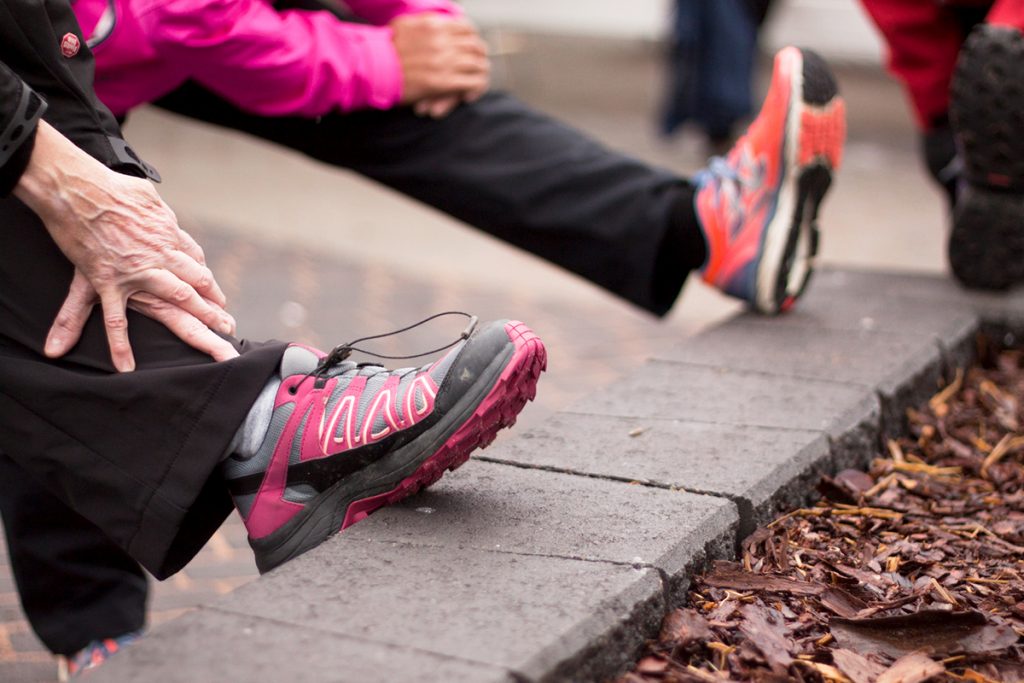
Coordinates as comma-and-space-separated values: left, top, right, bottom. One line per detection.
250, 321, 546, 573
948, 25, 1024, 290
756, 49, 843, 314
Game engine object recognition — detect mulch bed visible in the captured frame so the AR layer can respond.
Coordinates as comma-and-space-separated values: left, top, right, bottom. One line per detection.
620, 346, 1024, 683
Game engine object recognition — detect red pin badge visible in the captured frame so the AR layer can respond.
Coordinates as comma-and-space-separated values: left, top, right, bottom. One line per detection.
60, 32, 81, 58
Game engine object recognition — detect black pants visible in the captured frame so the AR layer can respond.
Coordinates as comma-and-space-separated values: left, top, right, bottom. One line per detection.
3, 88, 695, 655
154, 87, 694, 315
0, 196, 286, 652
0, 454, 147, 655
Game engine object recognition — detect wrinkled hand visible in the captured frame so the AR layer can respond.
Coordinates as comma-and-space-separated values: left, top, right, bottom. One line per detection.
14, 122, 239, 371
413, 94, 461, 119
391, 14, 489, 114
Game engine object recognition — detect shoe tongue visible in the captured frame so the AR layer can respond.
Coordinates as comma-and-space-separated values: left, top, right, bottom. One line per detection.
279, 345, 321, 378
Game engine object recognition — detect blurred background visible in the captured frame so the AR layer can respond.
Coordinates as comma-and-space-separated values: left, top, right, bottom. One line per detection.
2, 2, 951, 680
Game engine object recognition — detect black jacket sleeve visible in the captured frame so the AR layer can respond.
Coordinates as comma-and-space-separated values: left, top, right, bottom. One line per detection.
0, 59, 47, 196
0, 0, 158, 193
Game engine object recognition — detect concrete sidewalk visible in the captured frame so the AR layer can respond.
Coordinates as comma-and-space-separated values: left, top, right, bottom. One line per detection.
1, 35, 954, 682
89, 268, 1024, 683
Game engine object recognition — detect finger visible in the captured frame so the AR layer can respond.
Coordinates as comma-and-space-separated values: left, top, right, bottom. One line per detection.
98, 290, 135, 372
45, 270, 97, 358
464, 85, 487, 104
443, 19, 480, 38
429, 96, 459, 118
166, 250, 228, 309
131, 297, 239, 362
453, 35, 489, 58
447, 51, 489, 75
440, 72, 489, 95
414, 100, 431, 116
444, 55, 490, 88
176, 228, 207, 266
140, 268, 235, 335
205, 295, 237, 335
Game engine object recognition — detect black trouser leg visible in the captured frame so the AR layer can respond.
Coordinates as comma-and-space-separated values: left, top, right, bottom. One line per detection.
0, 196, 285, 579
154, 87, 696, 315
0, 454, 147, 655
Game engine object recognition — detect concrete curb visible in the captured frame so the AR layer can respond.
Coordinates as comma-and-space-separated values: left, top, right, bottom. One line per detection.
94, 268, 1024, 683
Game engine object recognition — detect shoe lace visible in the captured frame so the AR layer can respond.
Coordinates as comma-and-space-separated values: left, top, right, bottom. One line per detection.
697, 156, 742, 209
696, 148, 765, 221
296, 311, 479, 392
702, 156, 741, 185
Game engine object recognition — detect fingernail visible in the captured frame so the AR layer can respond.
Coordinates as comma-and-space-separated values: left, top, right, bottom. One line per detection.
221, 316, 235, 334
119, 359, 136, 372
45, 335, 62, 355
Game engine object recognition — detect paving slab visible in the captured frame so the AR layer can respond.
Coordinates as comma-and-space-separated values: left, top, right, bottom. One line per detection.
93, 608, 516, 683
567, 360, 877, 439
800, 268, 1024, 354
812, 267, 1024, 315
654, 320, 930, 388
205, 540, 666, 682
771, 269, 980, 342
479, 414, 828, 537
796, 269, 991, 435
653, 316, 947, 440
340, 461, 738, 579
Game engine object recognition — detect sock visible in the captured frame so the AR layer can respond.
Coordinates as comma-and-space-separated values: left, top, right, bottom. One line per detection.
225, 377, 281, 459
650, 182, 706, 316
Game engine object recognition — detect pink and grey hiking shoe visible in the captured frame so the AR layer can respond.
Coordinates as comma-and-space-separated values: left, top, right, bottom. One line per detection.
223, 317, 546, 573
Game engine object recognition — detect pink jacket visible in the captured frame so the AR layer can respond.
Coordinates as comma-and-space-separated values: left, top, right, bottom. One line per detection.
73, 0, 462, 117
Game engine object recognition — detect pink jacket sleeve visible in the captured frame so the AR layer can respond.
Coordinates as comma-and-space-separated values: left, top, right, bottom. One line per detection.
140, 0, 458, 117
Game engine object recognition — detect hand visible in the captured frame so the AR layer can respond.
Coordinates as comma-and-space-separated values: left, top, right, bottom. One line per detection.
390, 14, 490, 108
413, 94, 460, 118
14, 121, 239, 371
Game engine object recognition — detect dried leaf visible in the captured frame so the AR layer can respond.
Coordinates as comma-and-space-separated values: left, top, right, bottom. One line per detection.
621, 351, 1024, 683
819, 587, 868, 619
703, 562, 823, 596
819, 469, 874, 504
832, 648, 885, 683
738, 603, 793, 674
658, 609, 711, 648
835, 469, 875, 494
636, 656, 669, 675
796, 659, 854, 683
830, 610, 1018, 659
876, 652, 943, 683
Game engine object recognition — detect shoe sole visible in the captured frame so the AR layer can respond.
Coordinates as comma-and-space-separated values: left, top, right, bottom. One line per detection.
756, 49, 844, 314
251, 321, 546, 573
948, 25, 1024, 290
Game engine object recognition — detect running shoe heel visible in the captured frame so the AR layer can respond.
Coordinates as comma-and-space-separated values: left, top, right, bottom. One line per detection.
951, 26, 1024, 192
948, 25, 1024, 289
949, 187, 1024, 290
776, 165, 831, 311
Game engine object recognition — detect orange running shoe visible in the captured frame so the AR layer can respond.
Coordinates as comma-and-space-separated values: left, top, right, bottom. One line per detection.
694, 47, 846, 314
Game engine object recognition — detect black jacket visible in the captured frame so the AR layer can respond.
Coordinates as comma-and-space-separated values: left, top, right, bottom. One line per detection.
0, 0, 158, 197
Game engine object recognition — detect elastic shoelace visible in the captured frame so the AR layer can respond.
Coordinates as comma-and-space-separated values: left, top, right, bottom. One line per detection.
696, 155, 753, 219
696, 156, 741, 187
291, 311, 479, 393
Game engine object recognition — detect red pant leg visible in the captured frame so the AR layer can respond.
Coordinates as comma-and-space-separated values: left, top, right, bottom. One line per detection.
987, 0, 1024, 29
859, 0, 965, 130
